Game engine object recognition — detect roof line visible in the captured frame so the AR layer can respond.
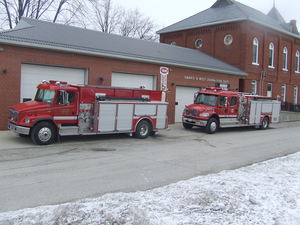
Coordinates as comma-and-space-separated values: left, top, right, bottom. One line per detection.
248, 18, 300, 39
0, 38, 246, 76
157, 7, 213, 34
0, 24, 33, 34
157, 18, 246, 34
158, 17, 300, 39
231, 0, 249, 18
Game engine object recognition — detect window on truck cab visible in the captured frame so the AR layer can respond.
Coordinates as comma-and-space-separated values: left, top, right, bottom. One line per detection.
34, 89, 55, 104
194, 93, 218, 106
219, 96, 228, 106
230, 97, 237, 106
56, 91, 75, 105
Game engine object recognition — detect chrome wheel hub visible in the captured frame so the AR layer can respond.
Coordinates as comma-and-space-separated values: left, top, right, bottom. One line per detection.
139, 124, 148, 136
38, 127, 52, 142
210, 122, 217, 132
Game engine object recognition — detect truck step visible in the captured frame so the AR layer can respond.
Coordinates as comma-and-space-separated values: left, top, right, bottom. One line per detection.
59, 126, 79, 136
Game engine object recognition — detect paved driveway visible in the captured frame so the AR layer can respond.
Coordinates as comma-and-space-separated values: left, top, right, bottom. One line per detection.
1, 121, 300, 212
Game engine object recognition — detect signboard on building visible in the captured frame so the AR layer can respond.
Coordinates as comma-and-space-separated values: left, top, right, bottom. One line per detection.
160, 67, 169, 91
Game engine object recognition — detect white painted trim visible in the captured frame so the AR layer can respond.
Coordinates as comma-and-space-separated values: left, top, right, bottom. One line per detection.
54, 116, 78, 120
219, 115, 238, 118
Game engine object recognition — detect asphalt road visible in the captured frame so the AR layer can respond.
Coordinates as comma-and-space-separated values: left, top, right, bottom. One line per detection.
1, 121, 300, 213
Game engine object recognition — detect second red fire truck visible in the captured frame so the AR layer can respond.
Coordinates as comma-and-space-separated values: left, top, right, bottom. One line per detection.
8, 80, 168, 145
182, 87, 281, 133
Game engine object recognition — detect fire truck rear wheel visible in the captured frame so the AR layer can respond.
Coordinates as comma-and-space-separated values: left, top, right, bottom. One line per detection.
31, 122, 56, 145
260, 117, 270, 129
134, 120, 151, 139
206, 118, 218, 134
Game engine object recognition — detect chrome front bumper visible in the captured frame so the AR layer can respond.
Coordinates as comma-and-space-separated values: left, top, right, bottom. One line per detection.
8, 122, 30, 135
182, 117, 207, 127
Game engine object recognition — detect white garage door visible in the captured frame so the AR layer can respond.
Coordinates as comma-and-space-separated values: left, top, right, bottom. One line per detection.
175, 86, 200, 122
111, 72, 156, 90
21, 64, 86, 102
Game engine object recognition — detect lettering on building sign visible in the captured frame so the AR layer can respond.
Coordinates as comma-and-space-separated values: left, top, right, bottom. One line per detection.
160, 67, 169, 91
184, 76, 229, 84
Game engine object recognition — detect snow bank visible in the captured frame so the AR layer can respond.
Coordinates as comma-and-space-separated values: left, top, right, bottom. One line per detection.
1, 152, 300, 225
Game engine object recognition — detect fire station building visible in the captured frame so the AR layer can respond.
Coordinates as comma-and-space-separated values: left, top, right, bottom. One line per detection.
0, 0, 299, 130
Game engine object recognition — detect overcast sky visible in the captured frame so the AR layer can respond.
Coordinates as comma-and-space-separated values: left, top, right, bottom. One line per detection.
114, 0, 300, 31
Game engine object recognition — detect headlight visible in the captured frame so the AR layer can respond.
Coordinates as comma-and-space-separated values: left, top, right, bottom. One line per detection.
199, 113, 209, 117
9, 110, 19, 122
25, 118, 30, 124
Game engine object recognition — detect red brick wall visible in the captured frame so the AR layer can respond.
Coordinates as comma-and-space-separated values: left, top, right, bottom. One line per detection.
0, 44, 240, 130
160, 20, 300, 103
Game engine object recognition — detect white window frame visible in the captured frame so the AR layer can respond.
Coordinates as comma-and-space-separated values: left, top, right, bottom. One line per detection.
294, 86, 298, 104
295, 50, 300, 73
283, 47, 288, 71
267, 83, 272, 97
281, 84, 287, 102
252, 38, 259, 65
251, 80, 257, 94
268, 42, 275, 68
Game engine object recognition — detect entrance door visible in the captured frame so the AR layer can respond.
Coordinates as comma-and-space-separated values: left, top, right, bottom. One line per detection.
175, 86, 199, 122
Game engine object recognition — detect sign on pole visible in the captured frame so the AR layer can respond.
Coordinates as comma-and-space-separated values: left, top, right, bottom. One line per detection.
160, 67, 169, 91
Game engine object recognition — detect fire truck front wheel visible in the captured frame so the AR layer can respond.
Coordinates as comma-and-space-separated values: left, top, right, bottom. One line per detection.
183, 122, 193, 129
134, 120, 151, 139
31, 122, 56, 145
206, 118, 219, 134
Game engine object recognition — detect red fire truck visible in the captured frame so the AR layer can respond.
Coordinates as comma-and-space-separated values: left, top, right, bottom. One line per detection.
182, 87, 281, 133
8, 80, 168, 145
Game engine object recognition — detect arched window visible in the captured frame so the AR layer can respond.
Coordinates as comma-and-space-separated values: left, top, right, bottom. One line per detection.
252, 38, 259, 65
295, 50, 300, 72
268, 42, 274, 68
283, 47, 288, 70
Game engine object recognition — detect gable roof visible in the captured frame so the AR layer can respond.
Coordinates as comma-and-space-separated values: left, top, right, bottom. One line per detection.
157, 0, 300, 39
0, 17, 246, 76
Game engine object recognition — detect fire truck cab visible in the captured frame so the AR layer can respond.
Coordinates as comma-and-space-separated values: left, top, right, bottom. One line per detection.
182, 87, 281, 133
8, 80, 168, 145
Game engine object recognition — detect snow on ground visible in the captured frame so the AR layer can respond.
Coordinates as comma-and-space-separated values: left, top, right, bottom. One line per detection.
1, 152, 300, 225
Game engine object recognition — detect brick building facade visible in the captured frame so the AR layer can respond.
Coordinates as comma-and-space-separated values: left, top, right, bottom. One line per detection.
158, 0, 300, 106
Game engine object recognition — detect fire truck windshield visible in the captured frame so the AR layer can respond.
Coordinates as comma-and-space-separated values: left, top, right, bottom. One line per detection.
34, 89, 55, 104
194, 93, 218, 106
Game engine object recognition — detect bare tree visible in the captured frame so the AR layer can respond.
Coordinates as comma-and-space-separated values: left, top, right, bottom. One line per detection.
0, 0, 159, 41
116, 8, 158, 41
88, 0, 123, 34
134, 13, 157, 41
0, 0, 84, 29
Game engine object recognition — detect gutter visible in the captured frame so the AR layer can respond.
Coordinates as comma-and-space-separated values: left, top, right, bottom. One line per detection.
0, 38, 247, 76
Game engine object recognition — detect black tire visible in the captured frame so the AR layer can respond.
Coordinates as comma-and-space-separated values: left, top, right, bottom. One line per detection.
150, 131, 157, 136
205, 118, 219, 134
31, 122, 56, 145
260, 117, 270, 130
183, 122, 193, 129
134, 120, 151, 139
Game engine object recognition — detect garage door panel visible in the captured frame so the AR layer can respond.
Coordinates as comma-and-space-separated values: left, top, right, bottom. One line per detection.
21, 64, 86, 102
175, 86, 200, 122
112, 72, 155, 90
